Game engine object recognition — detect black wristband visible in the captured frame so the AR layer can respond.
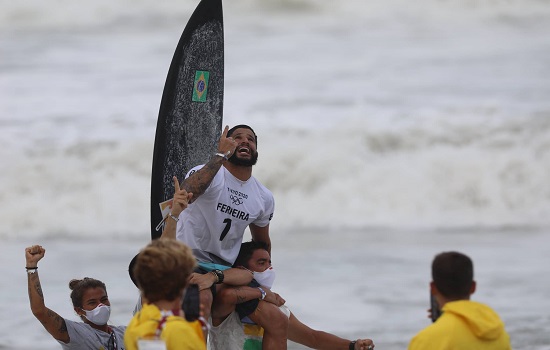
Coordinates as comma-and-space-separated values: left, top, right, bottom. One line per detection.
212, 269, 224, 284
25, 267, 38, 270
349, 341, 356, 350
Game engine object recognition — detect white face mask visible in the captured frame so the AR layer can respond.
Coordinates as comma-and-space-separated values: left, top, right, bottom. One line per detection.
253, 266, 276, 289
81, 304, 111, 325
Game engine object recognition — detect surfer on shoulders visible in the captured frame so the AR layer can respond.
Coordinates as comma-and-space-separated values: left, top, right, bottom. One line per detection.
25, 245, 126, 349
161, 124, 288, 349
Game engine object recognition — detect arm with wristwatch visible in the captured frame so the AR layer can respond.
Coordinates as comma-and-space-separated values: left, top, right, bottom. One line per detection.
210, 282, 285, 325
188, 267, 283, 308
210, 275, 284, 306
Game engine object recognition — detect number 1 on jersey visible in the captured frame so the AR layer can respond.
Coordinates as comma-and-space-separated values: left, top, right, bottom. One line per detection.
220, 218, 232, 241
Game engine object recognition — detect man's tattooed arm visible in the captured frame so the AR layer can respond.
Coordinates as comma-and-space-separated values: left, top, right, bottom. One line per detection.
182, 156, 225, 199
230, 286, 264, 305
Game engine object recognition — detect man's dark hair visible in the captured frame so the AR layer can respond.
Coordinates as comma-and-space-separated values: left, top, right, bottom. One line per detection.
432, 251, 474, 299
227, 124, 258, 145
234, 240, 269, 268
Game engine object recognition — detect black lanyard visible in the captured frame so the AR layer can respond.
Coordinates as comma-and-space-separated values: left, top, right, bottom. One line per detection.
107, 327, 118, 350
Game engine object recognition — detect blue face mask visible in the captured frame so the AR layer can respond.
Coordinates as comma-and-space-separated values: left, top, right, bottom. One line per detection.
81, 304, 111, 325
253, 266, 276, 289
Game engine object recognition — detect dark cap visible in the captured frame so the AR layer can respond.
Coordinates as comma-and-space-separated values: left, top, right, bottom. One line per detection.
128, 253, 139, 287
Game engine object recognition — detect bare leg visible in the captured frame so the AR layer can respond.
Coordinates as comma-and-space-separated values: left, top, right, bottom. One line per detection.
210, 285, 237, 326
248, 301, 288, 350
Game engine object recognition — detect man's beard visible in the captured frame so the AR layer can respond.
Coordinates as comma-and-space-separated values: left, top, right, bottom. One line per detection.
228, 151, 258, 166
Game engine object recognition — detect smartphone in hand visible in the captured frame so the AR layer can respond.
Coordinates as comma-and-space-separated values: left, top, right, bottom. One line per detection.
430, 293, 442, 322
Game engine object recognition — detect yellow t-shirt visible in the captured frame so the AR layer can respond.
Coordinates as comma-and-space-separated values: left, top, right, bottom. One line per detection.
124, 303, 206, 350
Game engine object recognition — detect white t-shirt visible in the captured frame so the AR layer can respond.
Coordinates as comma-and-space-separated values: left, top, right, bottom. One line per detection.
57, 318, 126, 350
176, 165, 274, 265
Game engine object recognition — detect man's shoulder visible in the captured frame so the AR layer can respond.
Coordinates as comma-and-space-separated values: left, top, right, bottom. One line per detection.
413, 322, 438, 336
409, 314, 468, 349
249, 176, 273, 195
187, 164, 207, 178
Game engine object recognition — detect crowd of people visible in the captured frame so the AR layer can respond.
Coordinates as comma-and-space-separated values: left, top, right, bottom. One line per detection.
26, 125, 511, 350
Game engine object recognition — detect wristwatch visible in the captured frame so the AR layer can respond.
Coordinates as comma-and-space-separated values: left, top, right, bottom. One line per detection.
258, 287, 267, 300
211, 269, 224, 284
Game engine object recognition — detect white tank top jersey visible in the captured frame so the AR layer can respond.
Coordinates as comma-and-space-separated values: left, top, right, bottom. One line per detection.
176, 164, 274, 265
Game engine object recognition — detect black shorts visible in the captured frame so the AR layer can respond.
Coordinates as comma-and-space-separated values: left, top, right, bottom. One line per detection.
236, 279, 260, 319
190, 266, 261, 319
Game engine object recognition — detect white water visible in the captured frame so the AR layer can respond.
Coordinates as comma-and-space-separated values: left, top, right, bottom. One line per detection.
1, 0, 549, 348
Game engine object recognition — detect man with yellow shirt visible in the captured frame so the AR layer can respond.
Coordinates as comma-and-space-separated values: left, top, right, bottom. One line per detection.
408, 251, 511, 350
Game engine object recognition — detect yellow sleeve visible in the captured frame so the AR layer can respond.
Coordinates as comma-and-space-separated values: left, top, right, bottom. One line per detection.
123, 315, 139, 350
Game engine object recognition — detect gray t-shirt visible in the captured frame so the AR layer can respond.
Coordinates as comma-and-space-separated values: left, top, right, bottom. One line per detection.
56, 318, 126, 350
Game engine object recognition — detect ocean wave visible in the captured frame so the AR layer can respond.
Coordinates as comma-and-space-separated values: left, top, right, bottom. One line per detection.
2, 0, 550, 32
1, 114, 549, 239
1, 0, 549, 239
